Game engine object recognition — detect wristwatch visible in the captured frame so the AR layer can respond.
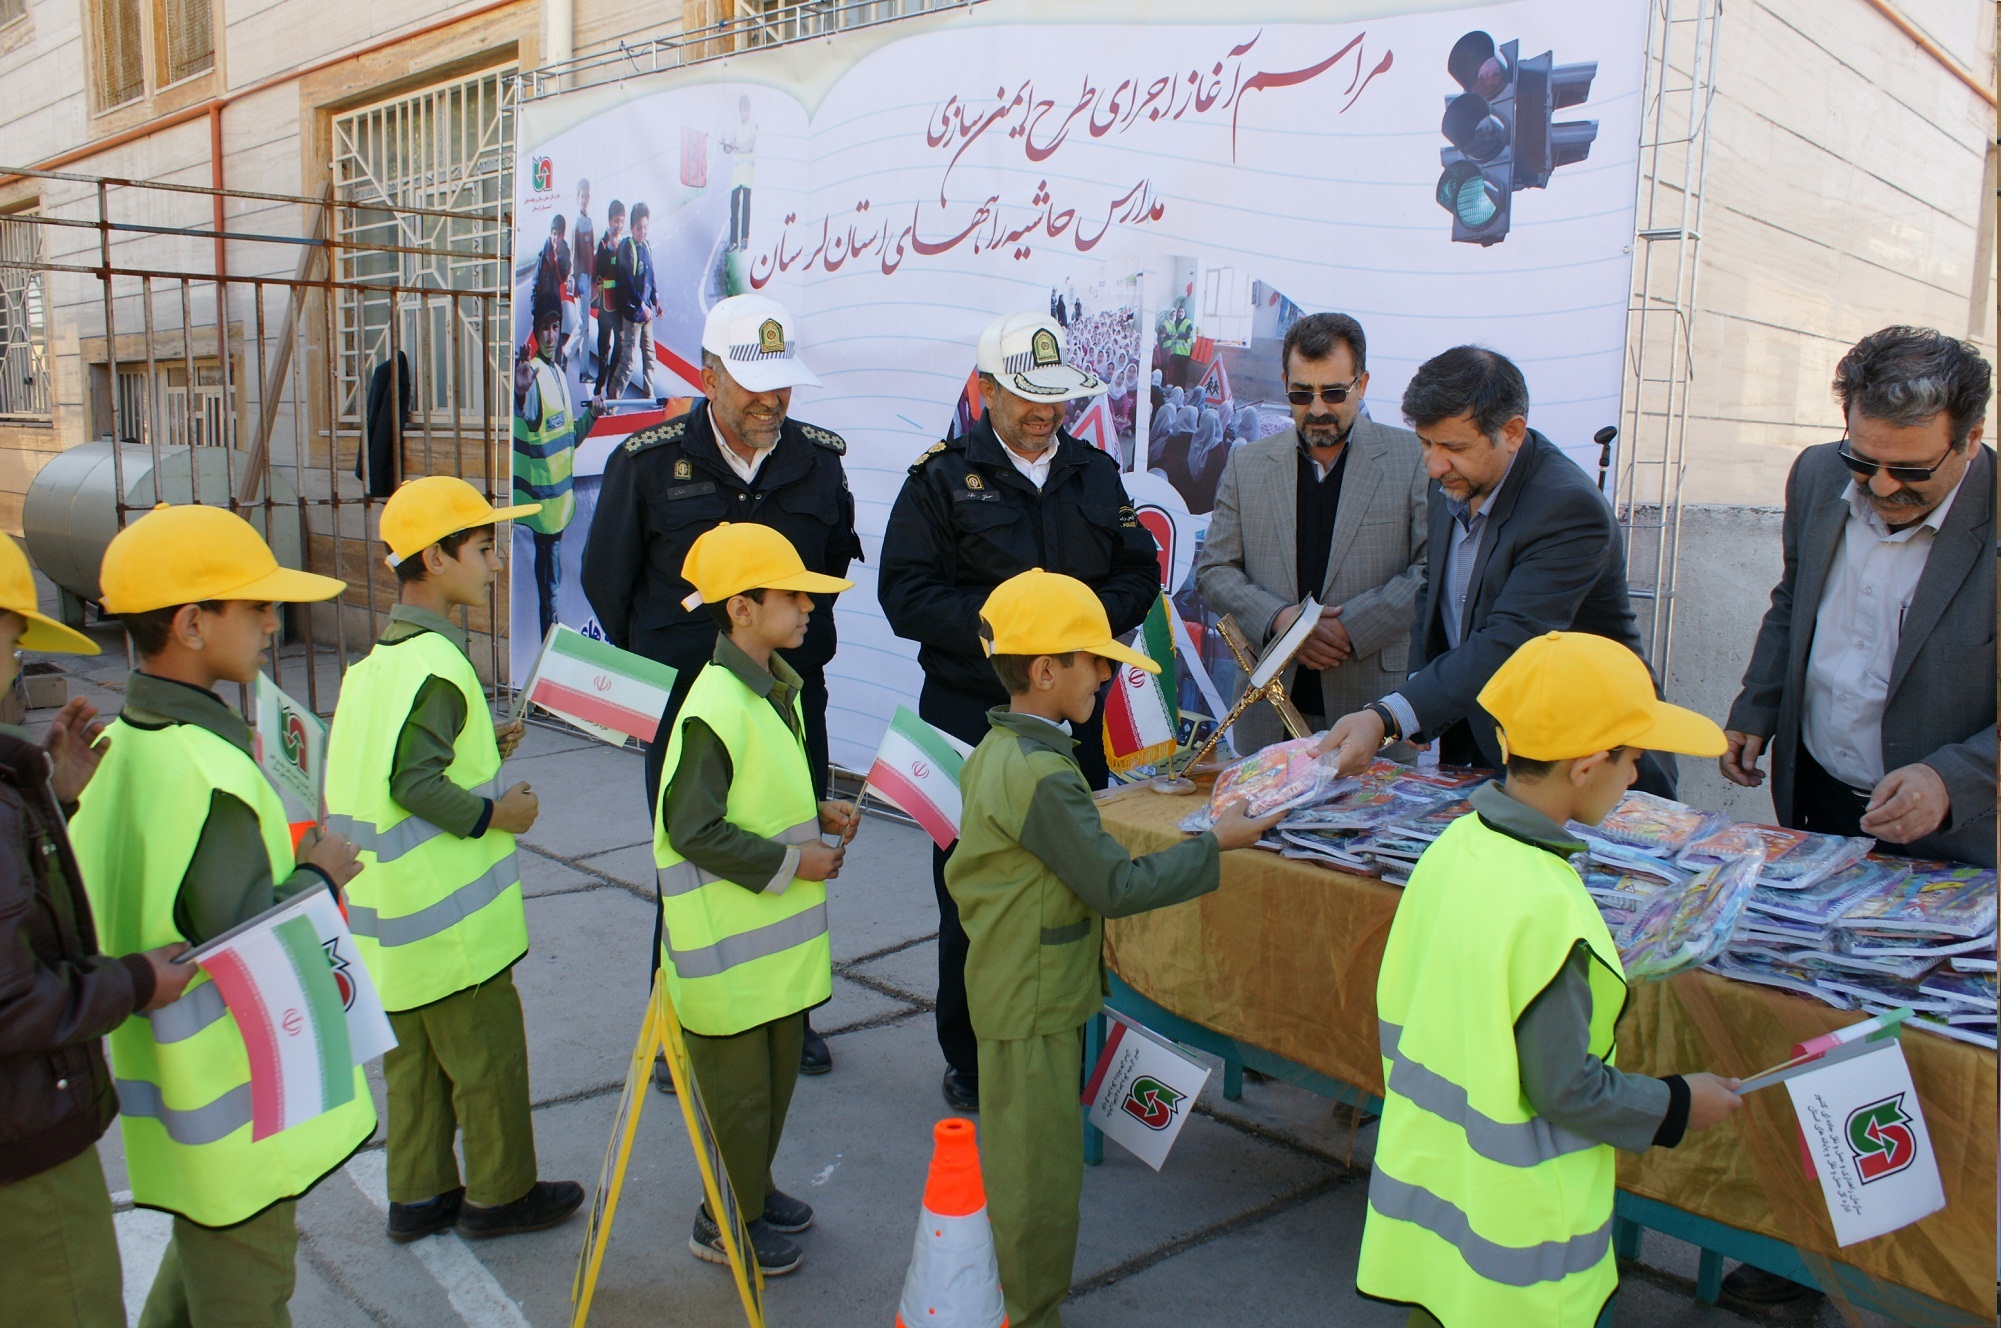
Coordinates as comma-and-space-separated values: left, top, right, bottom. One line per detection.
1365, 701, 1402, 746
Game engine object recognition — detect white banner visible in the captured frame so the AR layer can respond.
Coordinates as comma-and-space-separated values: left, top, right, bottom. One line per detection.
512, 0, 1648, 771
251, 672, 326, 828
1786, 1040, 1946, 1247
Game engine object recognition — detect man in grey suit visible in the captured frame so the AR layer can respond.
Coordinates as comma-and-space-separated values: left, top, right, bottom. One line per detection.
1723, 325, 1996, 869
1195, 312, 1428, 752
1316, 346, 1673, 794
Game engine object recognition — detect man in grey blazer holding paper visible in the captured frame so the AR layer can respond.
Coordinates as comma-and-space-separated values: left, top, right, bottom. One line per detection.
1196, 313, 1428, 755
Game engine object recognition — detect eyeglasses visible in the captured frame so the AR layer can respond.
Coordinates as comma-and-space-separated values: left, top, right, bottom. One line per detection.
1285, 378, 1360, 407
1836, 438, 1960, 484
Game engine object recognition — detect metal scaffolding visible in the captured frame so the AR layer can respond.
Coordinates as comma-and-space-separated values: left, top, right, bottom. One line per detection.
0, 162, 514, 709
1615, 0, 1725, 680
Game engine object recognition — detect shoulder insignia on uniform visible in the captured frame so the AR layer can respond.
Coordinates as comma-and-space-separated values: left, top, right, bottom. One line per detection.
623, 417, 687, 455
1118, 502, 1140, 528
799, 423, 847, 455
909, 440, 948, 473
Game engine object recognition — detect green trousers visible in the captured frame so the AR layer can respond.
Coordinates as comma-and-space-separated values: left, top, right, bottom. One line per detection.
384, 970, 538, 1207
139, 1201, 297, 1328
977, 1024, 1087, 1328
0, 1142, 125, 1327
683, 1011, 803, 1219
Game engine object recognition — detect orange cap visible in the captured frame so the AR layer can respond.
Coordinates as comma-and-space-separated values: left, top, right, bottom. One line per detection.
919, 1118, 988, 1218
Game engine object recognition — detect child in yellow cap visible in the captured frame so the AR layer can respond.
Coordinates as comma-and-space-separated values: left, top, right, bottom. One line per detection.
69, 504, 375, 1326
323, 475, 583, 1243
0, 530, 205, 1328
948, 569, 1283, 1328
1358, 631, 1745, 1328
658, 521, 857, 1277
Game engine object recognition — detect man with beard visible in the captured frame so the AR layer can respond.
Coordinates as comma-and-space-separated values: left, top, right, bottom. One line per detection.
1196, 312, 1428, 751
582, 294, 860, 1077
879, 311, 1161, 1112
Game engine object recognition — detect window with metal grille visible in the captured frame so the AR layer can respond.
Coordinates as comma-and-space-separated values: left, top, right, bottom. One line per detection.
90, 0, 144, 109
161, 0, 213, 83
0, 213, 51, 421
331, 69, 513, 440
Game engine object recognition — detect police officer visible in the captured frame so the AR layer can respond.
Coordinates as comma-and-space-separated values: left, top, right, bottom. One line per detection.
879, 311, 1162, 1112
581, 293, 859, 1076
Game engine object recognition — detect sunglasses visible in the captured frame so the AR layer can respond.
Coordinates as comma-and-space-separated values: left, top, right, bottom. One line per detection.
1285, 378, 1360, 407
1836, 438, 1960, 484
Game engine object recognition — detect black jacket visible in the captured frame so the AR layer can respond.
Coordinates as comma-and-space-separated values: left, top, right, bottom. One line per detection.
878, 415, 1162, 702
355, 352, 410, 498
1402, 428, 1651, 769
0, 728, 152, 1185
581, 399, 861, 679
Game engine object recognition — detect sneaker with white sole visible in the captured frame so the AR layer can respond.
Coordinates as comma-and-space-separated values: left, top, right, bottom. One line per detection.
690, 1207, 802, 1276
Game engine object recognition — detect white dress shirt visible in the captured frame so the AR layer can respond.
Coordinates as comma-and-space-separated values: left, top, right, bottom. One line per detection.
1004, 442, 1054, 489
720, 437, 773, 485
1802, 471, 1966, 789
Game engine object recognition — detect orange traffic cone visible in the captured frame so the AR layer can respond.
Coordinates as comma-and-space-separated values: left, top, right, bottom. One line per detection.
894, 1118, 1008, 1327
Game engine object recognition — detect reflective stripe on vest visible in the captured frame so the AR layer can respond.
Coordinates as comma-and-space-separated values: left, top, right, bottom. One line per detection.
325, 774, 509, 862
514, 357, 576, 535
72, 718, 376, 1226
324, 632, 528, 1011
653, 661, 831, 1036
655, 818, 821, 897
347, 853, 521, 947
1376, 1020, 1600, 1168
1367, 1170, 1614, 1288
1355, 809, 1626, 1325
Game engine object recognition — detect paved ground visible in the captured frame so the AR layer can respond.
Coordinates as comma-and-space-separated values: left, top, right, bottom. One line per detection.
35, 615, 1898, 1328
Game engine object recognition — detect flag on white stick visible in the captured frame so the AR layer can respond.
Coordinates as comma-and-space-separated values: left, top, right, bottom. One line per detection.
520, 625, 679, 746
866, 706, 970, 851
187, 888, 395, 1141
1081, 1012, 1210, 1171
1784, 1030, 1944, 1246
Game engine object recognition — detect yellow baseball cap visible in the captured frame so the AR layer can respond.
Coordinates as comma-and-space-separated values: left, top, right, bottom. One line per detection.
380, 476, 542, 567
0, 533, 95, 654
678, 522, 853, 610
978, 569, 1156, 673
100, 504, 346, 613
1478, 631, 1725, 761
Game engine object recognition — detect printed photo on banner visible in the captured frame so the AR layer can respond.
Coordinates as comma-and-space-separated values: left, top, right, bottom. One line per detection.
511, 0, 1649, 770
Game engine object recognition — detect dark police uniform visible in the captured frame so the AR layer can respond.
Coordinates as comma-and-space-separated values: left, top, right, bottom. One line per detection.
580, 398, 861, 808
878, 414, 1161, 1082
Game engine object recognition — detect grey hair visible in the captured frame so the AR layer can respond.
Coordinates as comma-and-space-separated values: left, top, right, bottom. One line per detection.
1833, 326, 1993, 444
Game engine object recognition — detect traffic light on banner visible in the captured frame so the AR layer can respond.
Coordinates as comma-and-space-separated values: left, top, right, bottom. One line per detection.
1435, 32, 1599, 246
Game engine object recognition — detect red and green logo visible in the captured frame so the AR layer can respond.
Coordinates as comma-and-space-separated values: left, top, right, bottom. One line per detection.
1847, 1093, 1918, 1183
1121, 1076, 1187, 1131
280, 707, 310, 775
531, 156, 554, 192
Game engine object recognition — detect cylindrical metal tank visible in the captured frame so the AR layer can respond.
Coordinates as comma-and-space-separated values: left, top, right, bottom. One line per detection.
23, 442, 303, 604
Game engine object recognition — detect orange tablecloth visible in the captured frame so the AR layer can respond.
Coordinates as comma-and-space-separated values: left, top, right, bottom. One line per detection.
1099, 789, 1998, 1319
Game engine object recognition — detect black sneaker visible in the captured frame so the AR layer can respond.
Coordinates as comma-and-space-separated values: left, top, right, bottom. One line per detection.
761, 1190, 813, 1233
941, 1067, 979, 1113
457, 1180, 585, 1239
690, 1207, 802, 1276
653, 1052, 677, 1095
387, 1188, 463, 1242
799, 1018, 833, 1076
1721, 1264, 1821, 1305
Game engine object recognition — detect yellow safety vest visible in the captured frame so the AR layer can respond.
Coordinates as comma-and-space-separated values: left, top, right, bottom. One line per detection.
325, 631, 527, 1011
1357, 810, 1630, 1327
72, 718, 375, 1227
653, 660, 829, 1037
513, 356, 576, 535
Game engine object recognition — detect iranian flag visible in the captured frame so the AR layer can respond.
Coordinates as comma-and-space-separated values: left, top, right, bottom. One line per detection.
190, 889, 394, 1141
520, 625, 679, 746
867, 706, 972, 851
1103, 595, 1179, 774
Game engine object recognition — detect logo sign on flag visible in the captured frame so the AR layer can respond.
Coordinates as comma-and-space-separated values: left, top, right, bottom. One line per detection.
1082, 1012, 1210, 1171
1785, 1040, 1944, 1246
187, 888, 397, 1141
251, 673, 327, 829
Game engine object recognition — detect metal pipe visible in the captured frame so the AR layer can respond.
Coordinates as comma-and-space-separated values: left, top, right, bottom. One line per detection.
1861, 0, 1998, 106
